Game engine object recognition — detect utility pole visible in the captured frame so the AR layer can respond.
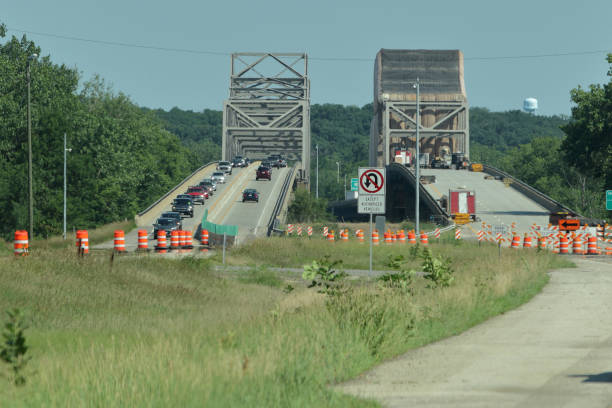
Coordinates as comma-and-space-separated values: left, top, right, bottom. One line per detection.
63, 133, 71, 240
415, 78, 420, 235
336, 161, 340, 183
315, 144, 319, 199
27, 54, 37, 238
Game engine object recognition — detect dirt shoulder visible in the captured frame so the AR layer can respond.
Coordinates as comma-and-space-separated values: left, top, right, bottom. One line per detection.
338, 257, 612, 408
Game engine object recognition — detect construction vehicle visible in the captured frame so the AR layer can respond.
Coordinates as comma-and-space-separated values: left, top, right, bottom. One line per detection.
451, 153, 469, 170
447, 189, 477, 221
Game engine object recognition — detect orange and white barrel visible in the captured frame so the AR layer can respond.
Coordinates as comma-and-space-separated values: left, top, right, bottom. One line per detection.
538, 236, 547, 250
13, 230, 28, 256
170, 230, 180, 250
398, 230, 406, 244
156, 230, 167, 253
327, 230, 335, 242
523, 234, 532, 249
511, 234, 521, 249
356, 229, 365, 243
572, 236, 583, 255
586, 236, 598, 255
559, 235, 569, 254
407, 231, 416, 245
137, 230, 148, 250
178, 230, 187, 248
76, 230, 89, 254
201, 229, 209, 246
184, 230, 193, 250
341, 229, 349, 242
420, 232, 428, 246
114, 230, 126, 252
384, 231, 392, 244
372, 230, 379, 245
391, 232, 397, 244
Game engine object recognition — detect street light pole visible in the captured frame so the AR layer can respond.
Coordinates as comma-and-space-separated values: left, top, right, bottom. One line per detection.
415, 78, 420, 235
336, 161, 340, 183
27, 53, 37, 238
63, 133, 72, 240
315, 144, 319, 199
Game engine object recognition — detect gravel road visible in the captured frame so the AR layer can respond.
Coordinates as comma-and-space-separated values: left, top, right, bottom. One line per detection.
338, 257, 612, 407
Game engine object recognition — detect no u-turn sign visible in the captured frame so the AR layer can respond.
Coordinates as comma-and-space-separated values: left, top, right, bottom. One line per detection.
358, 167, 385, 214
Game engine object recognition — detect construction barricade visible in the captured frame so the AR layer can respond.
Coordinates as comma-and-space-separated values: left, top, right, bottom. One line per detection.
455, 229, 461, 240
76, 230, 89, 255
523, 234, 532, 249
586, 236, 599, 255
510, 234, 521, 249
356, 229, 365, 243
559, 235, 569, 254
14, 230, 29, 256
372, 230, 379, 245
420, 232, 428, 246
156, 230, 168, 253
384, 231, 392, 245
170, 230, 180, 251
407, 231, 416, 245
571, 236, 583, 255
327, 230, 335, 242
114, 230, 126, 253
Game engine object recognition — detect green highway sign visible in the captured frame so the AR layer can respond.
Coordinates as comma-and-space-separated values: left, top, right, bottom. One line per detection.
607, 190, 612, 210
351, 178, 358, 191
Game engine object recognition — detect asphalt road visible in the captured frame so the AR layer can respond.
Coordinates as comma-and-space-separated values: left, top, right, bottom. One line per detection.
338, 257, 612, 407
94, 163, 259, 250
420, 168, 550, 236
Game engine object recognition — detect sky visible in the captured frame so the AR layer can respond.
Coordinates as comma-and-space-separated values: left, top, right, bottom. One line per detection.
3, 0, 612, 116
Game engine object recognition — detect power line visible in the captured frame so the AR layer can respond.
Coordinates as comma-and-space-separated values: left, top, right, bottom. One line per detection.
8, 27, 611, 62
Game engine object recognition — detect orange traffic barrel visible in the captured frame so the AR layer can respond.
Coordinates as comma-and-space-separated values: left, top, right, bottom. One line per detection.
178, 229, 187, 249
538, 236, 547, 250
559, 235, 569, 254
523, 234, 532, 249
14, 230, 29, 256
341, 229, 349, 242
372, 230, 379, 245
76, 230, 89, 254
511, 234, 521, 249
356, 229, 364, 243
201, 229, 209, 246
327, 230, 335, 242
114, 230, 126, 252
137, 230, 148, 251
572, 236, 583, 255
398, 230, 406, 244
420, 232, 428, 246
184, 230, 193, 248
384, 231, 392, 244
156, 230, 167, 253
407, 231, 416, 245
170, 230, 180, 250
586, 236, 599, 255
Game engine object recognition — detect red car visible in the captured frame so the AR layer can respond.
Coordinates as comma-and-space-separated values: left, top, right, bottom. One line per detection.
186, 186, 208, 204
256, 166, 271, 181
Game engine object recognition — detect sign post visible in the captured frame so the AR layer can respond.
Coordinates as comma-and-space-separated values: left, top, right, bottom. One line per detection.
607, 190, 612, 211
358, 167, 386, 276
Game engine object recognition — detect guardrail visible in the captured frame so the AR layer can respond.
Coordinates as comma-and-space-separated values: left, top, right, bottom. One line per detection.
481, 164, 582, 216
267, 166, 296, 236
389, 163, 451, 225
137, 161, 218, 217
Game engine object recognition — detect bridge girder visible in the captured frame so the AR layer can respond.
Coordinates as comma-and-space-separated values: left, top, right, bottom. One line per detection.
222, 53, 310, 184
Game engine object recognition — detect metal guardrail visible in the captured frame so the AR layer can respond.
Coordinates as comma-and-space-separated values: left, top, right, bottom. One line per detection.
137, 161, 218, 217
482, 164, 582, 217
267, 166, 296, 236
389, 163, 451, 225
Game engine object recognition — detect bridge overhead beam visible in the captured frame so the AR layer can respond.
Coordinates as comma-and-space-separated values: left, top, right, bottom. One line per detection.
222, 53, 310, 184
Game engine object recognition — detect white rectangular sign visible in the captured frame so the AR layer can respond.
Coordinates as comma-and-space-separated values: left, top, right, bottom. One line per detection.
358, 167, 386, 214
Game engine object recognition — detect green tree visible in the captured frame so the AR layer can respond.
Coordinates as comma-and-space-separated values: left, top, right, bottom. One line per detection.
561, 54, 612, 189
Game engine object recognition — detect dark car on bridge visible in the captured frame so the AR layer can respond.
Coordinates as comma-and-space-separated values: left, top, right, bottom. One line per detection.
256, 166, 271, 181
242, 188, 259, 203
153, 217, 180, 239
160, 211, 182, 229
172, 198, 194, 217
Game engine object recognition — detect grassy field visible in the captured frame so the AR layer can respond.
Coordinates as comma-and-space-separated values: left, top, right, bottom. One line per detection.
0, 233, 572, 407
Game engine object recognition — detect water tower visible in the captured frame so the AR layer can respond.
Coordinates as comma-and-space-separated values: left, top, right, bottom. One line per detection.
523, 97, 538, 114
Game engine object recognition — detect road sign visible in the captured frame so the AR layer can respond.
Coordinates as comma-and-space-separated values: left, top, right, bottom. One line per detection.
492, 224, 508, 235
559, 219, 580, 231
350, 178, 358, 192
607, 190, 612, 210
358, 167, 385, 214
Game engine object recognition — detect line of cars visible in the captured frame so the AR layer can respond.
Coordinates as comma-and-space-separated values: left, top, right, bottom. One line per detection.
153, 162, 237, 238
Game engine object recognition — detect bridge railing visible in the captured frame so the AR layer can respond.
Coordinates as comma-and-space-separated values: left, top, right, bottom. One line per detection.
268, 166, 297, 236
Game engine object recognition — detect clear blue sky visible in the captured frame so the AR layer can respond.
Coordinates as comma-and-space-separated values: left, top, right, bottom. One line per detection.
4, 0, 611, 116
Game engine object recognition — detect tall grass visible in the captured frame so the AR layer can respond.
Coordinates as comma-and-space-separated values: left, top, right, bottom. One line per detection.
0, 237, 570, 407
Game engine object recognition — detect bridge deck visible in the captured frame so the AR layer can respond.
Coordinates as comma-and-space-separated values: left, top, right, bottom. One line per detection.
420, 168, 550, 234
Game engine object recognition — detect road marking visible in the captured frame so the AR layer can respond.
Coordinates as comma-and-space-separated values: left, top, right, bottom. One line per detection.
217, 173, 256, 224
207, 162, 259, 219
428, 184, 443, 198
253, 168, 287, 236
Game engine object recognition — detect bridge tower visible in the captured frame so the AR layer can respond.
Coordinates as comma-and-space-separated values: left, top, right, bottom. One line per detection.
222, 53, 310, 184
370, 49, 469, 166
